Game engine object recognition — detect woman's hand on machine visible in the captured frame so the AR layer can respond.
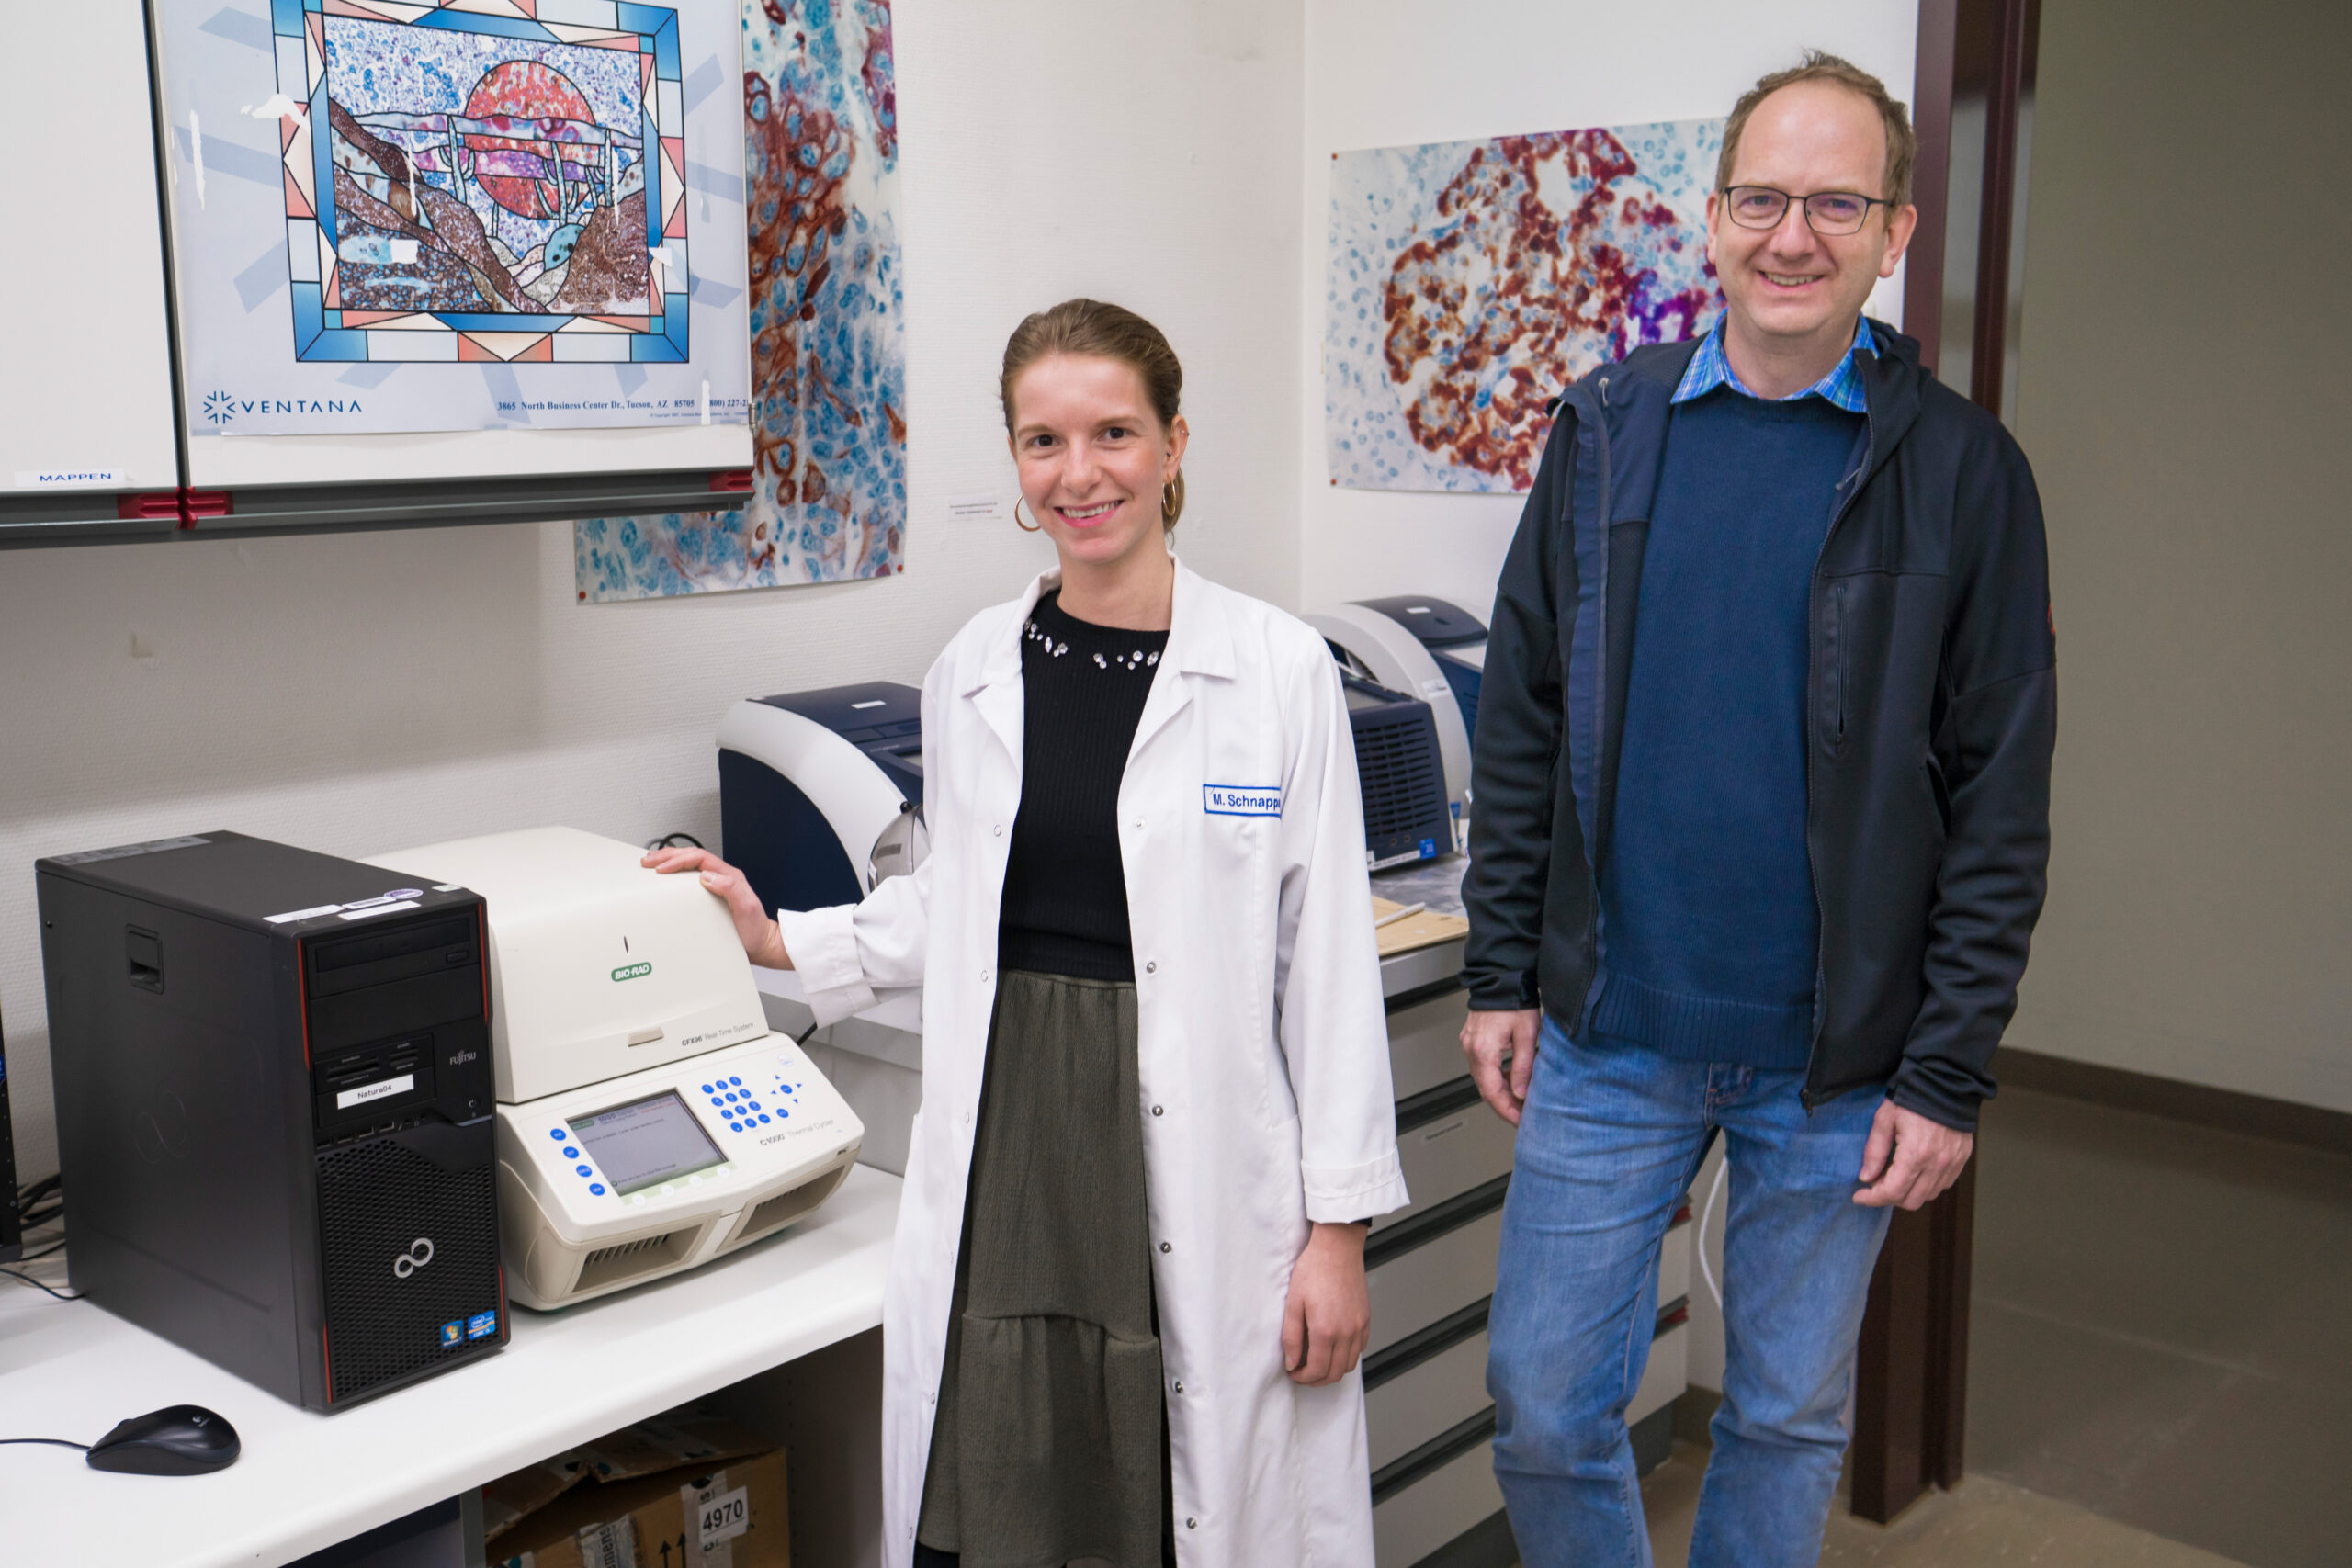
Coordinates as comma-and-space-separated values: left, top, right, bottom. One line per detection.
1282, 1221, 1372, 1387
639, 847, 794, 969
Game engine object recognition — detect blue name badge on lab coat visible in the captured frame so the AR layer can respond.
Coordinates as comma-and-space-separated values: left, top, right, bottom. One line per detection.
1204, 784, 1283, 817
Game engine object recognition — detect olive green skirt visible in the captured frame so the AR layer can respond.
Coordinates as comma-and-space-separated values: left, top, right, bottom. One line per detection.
916, 970, 1167, 1568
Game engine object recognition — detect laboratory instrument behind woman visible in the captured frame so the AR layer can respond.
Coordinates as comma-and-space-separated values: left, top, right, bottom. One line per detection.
649, 299, 1406, 1568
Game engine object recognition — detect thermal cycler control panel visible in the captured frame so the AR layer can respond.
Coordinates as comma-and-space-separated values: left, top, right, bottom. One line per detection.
497, 1033, 863, 1309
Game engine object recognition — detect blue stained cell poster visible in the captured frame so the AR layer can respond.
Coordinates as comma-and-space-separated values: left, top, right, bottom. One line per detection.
573, 0, 904, 600
1327, 118, 1724, 493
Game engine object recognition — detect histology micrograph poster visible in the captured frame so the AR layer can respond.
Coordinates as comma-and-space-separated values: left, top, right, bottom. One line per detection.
154, 0, 751, 436
1326, 119, 1726, 492
574, 0, 903, 600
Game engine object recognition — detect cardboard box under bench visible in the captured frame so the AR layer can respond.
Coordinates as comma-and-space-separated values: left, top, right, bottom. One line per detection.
486, 1408, 789, 1568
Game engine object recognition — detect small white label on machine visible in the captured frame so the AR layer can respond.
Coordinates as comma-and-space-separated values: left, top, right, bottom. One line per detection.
267, 889, 428, 924
337, 1075, 414, 1110
338, 900, 421, 921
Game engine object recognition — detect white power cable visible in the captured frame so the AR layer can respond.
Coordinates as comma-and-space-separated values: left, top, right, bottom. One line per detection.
1696, 1154, 1728, 1311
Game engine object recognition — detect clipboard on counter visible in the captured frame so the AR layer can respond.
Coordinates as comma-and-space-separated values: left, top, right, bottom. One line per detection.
1372, 894, 1469, 957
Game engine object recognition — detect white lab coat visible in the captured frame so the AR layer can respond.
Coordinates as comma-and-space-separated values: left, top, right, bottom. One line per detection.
778, 560, 1408, 1568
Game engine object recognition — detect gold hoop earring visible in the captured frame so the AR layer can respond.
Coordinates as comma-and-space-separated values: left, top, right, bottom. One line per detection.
1013, 496, 1044, 533
1161, 479, 1180, 522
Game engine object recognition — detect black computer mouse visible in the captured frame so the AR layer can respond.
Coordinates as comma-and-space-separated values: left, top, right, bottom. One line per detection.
85, 1404, 241, 1475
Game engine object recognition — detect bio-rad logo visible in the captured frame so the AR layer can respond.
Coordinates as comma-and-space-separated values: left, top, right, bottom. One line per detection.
612, 961, 653, 983
203, 389, 364, 425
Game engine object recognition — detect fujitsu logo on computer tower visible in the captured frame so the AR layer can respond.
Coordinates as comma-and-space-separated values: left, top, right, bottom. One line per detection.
314, 1124, 504, 1404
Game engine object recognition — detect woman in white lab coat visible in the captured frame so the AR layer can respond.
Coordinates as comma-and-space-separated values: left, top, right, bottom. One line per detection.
649, 299, 1406, 1568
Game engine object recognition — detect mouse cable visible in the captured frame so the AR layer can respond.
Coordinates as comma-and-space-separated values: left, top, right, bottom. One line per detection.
646, 831, 705, 852
0, 1438, 88, 1452
0, 1267, 83, 1302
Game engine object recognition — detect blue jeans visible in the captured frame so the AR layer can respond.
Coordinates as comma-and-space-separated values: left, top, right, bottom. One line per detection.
1488, 1018, 1892, 1568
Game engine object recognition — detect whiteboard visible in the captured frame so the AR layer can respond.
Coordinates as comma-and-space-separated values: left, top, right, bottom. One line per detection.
0, 8, 181, 497
149, 0, 754, 491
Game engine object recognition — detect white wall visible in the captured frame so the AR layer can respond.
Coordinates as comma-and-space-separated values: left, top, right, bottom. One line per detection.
0, 0, 1305, 1182
1296, 0, 1917, 618
2004, 0, 2352, 1111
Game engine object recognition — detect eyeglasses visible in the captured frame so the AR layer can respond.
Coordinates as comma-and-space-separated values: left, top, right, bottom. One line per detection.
1721, 186, 1891, 237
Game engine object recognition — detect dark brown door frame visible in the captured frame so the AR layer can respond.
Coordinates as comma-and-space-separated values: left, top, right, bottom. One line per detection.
1849, 0, 2040, 1524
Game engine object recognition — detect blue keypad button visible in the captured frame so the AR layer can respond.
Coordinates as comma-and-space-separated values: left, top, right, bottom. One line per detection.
758, 1114, 771, 1124
779, 1110, 789, 1119
701, 1083, 714, 1094
710, 1096, 725, 1106
729, 1122, 743, 1133
589, 1183, 605, 1196
729, 1077, 741, 1086
549, 1129, 565, 1140
575, 1164, 593, 1177
561, 1146, 579, 1158
725, 1091, 739, 1101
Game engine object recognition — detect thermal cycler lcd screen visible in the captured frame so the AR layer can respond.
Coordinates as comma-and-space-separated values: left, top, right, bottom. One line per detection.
568, 1092, 725, 1196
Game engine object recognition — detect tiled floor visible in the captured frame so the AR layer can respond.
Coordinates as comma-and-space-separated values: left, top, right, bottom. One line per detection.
1965, 1088, 2352, 1568
1637, 1444, 2247, 1565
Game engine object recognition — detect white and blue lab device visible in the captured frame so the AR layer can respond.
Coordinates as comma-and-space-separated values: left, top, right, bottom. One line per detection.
716, 682, 932, 920
1307, 597, 1490, 835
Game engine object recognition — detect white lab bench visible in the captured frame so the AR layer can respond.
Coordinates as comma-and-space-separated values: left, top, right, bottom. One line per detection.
0, 1164, 899, 1568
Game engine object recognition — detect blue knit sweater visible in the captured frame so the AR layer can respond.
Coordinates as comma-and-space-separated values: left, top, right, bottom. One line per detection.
1589, 389, 1866, 1068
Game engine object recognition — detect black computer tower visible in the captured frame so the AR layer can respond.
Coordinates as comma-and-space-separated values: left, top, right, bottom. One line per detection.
37, 832, 507, 1410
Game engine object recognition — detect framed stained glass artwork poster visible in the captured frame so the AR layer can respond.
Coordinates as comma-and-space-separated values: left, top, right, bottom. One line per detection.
150, 0, 752, 439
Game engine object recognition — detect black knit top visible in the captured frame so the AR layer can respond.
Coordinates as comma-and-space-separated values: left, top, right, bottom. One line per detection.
996, 591, 1170, 982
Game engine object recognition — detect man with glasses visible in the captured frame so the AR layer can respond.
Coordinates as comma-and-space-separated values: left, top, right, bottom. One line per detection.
1462, 52, 2054, 1565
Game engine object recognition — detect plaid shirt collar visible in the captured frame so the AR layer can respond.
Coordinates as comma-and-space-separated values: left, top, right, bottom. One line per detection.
1672, 315, 1874, 412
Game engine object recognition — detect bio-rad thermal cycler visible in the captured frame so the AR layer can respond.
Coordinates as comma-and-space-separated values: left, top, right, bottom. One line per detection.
1306, 597, 1490, 840
362, 828, 863, 1310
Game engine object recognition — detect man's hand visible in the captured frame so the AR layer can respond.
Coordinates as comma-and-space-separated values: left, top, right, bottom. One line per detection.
1283, 1223, 1370, 1386
1855, 1100, 1974, 1210
1461, 1008, 1541, 1125
640, 846, 793, 969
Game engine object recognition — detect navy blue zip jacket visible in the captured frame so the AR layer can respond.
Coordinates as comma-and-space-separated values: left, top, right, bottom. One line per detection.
1461, 321, 2055, 1130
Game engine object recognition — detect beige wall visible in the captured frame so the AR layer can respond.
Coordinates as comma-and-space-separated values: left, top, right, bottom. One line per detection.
0, 0, 1306, 1181
2007, 0, 2352, 1110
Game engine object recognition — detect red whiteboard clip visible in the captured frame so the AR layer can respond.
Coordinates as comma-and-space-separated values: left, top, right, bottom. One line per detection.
707, 469, 754, 493
118, 491, 183, 522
